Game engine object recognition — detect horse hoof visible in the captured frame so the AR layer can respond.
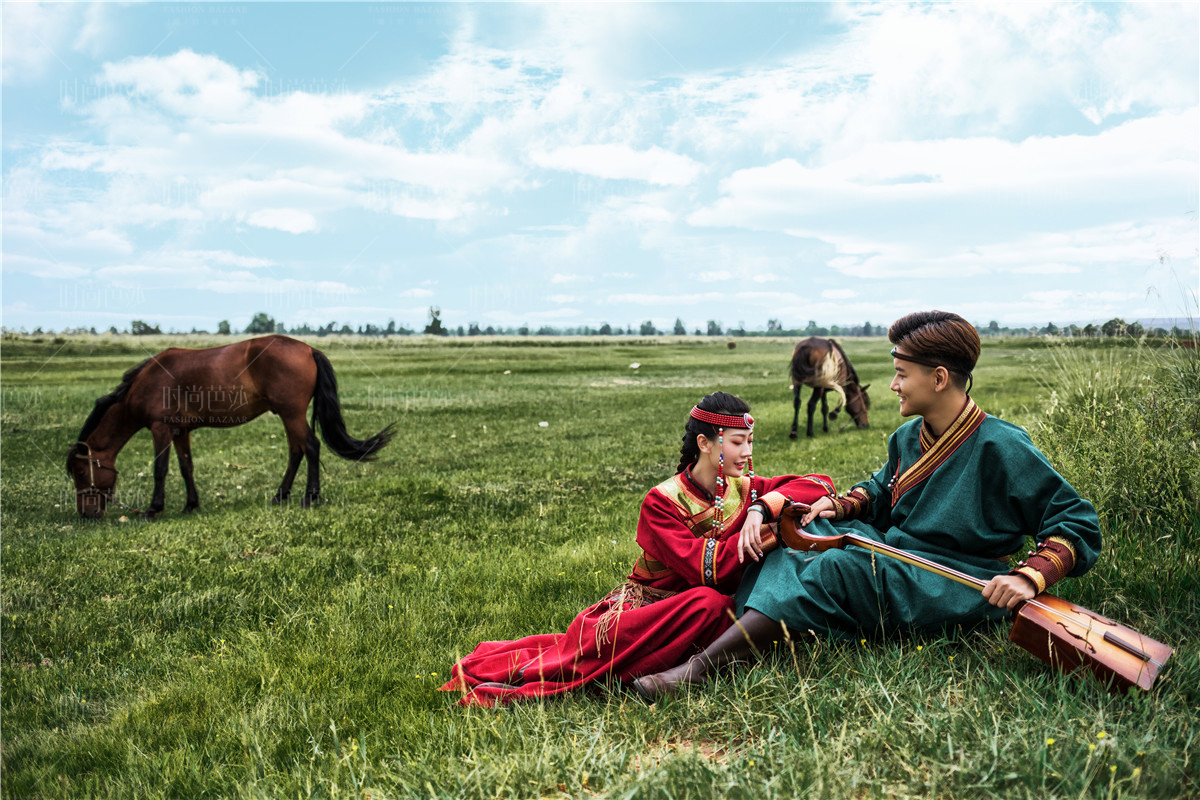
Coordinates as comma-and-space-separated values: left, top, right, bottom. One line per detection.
142, 510, 161, 521
270, 494, 288, 507
181, 505, 199, 514
788, 431, 797, 440
301, 494, 320, 509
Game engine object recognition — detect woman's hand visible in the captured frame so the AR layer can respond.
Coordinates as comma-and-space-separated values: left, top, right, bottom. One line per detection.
981, 574, 1037, 610
738, 508, 767, 564
799, 496, 837, 526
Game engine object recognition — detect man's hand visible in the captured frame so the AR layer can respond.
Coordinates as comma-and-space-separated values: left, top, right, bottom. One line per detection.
799, 496, 836, 526
738, 509, 766, 563
981, 574, 1036, 610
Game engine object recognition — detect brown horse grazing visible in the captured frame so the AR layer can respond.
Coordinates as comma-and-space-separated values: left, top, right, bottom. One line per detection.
789, 337, 871, 438
68, 335, 393, 519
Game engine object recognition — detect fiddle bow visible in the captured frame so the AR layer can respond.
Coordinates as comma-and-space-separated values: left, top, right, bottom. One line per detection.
779, 506, 1173, 693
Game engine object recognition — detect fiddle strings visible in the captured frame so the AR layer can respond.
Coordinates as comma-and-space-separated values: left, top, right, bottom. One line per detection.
1016, 597, 1163, 666
845, 534, 1164, 666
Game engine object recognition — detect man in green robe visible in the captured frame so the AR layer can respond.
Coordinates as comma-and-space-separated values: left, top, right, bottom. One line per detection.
634, 310, 1102, 699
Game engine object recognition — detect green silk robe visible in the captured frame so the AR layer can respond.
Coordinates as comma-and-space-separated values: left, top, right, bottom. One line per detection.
735, 415, 1102, 639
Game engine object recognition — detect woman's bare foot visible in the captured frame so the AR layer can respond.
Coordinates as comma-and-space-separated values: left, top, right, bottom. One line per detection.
632, 656, 709, 701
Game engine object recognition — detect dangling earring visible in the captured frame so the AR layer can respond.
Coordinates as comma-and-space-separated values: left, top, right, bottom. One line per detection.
747, 455, 757, 505
715, 427, 725, 536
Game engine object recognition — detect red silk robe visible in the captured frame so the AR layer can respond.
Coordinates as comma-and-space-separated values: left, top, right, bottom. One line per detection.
440, 470, 837, 706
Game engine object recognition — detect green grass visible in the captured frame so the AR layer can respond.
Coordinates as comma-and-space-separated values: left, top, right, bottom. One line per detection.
2, 335, 1197, 799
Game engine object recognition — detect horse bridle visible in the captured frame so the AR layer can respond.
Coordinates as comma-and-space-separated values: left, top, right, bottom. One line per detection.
72, 441, 119, 498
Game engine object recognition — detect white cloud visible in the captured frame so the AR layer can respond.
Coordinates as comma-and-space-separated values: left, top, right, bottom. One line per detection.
815, 217, 1196, 281
72, 3, 115, 59
398, 288, 435, 298
3, 3, 76, 84
2, 253, 90, 280
246, 208, 318, 234
950, 290, 1152, 326
609, 292, 722, 306
99, 50, 261, 121
822, 289, 858, 300
685, 111, 1197, 289
91, 260, 356, 299
669, 3, 1198, 159
477, 307, 583, 326
3, 3, 1195, 332
75, 229, 133, 254
171, 249, 276, 269
378, 194, 470, 221
532, 144, 702, 186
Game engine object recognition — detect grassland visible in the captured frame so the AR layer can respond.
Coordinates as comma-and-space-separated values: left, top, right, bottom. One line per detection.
2, 334, 1197, 799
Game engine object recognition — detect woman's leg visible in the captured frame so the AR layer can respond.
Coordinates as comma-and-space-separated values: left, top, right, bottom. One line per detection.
632, 609, 782, 699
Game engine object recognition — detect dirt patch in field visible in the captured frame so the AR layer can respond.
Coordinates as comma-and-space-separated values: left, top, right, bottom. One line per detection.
587, 377, 709, 389
631, 736, 737, 772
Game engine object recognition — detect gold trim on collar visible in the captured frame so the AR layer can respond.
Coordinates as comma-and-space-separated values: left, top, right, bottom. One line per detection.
892, 399, 987, 508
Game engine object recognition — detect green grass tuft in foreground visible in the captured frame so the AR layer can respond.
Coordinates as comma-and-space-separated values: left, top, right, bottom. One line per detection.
2, 335, 1197, 799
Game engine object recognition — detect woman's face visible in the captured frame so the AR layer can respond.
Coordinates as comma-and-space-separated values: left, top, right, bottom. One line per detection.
699, 427, 753, 478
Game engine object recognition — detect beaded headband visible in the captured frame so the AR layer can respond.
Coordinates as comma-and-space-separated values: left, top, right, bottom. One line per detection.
690, 406, 754, 430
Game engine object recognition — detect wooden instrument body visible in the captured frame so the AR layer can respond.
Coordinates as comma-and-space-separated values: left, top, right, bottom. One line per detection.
778, 505, 1172, 692
1009, 594, 1172, 692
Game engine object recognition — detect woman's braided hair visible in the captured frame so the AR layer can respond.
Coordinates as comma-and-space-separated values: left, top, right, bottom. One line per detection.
676, 392, 751, 474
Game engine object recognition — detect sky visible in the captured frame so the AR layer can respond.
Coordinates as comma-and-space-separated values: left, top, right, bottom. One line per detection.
3, 1, 1198, 334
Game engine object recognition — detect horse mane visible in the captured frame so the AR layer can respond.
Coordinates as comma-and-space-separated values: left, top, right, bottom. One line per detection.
828, 339, 860, 385
812, 348, 848, 412
72, 358, 151, 448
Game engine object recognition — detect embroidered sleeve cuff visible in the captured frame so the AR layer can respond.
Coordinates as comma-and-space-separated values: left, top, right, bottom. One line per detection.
1010, 536, 1077, 595
832, 487, 871, 521
760, 528, 779, 553
758, 491, 789, 522
700, 538, 720, 587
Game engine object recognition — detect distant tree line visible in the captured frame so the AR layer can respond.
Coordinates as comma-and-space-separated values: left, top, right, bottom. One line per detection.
977, 318, 1182, 338
8, 311, 1189, 339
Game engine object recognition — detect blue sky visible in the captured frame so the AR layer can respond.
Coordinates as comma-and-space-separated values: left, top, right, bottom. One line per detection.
3, 2, 1197, 333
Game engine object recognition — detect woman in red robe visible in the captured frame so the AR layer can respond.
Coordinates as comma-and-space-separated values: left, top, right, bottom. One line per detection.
440, 392, 838, 706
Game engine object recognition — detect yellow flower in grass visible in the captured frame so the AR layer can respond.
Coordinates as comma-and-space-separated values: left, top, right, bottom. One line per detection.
1097, 731, 1107, 739
1045, 738, 1055, 746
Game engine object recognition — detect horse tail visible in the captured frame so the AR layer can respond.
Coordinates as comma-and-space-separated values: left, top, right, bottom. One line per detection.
310, 350, 394, 461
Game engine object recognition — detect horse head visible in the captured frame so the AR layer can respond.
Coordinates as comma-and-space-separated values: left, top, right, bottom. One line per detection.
68, 442, 119, 518
845, 383, 871, 429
